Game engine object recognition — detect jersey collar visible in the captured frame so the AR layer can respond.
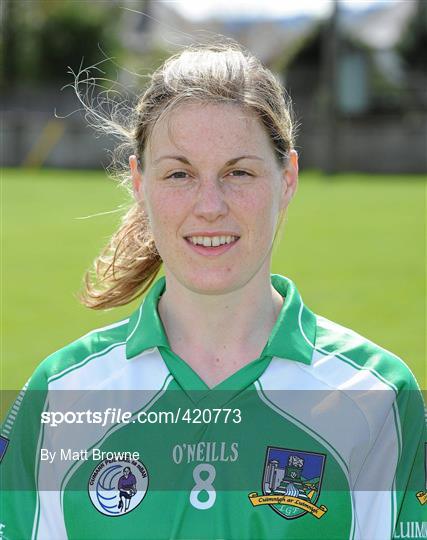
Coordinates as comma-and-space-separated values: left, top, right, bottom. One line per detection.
125, 274, 316, 365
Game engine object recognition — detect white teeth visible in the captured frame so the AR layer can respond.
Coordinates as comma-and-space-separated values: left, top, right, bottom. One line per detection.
187, 235, 238, 247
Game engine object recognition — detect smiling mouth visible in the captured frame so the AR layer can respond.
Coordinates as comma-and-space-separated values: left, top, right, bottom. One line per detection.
184, 235, 240, 248
183, 235, 240, 254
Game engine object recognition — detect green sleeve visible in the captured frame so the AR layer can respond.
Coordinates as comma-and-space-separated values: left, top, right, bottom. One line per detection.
392, 381, 426, 538
0, 366, 48, 540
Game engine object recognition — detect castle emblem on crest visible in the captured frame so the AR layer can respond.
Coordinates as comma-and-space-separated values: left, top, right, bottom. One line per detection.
248, 446, 328, 520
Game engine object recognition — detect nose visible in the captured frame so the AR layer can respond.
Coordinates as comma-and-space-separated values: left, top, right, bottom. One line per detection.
192, 176, 228, 221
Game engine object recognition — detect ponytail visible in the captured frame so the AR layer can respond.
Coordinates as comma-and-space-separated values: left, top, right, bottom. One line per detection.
79, 204, 162, 309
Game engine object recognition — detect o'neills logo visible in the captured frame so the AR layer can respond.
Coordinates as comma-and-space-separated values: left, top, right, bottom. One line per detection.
172, 441, 239, 464
248, 446, 328, 521
88, 457, 149, 516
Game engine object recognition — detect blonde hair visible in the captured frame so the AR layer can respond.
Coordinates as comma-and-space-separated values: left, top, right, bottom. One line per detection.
79, 41, 295, 310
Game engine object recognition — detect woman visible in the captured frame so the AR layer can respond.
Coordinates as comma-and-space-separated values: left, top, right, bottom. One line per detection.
1, 42, 425, 540
118, 466, 137, 513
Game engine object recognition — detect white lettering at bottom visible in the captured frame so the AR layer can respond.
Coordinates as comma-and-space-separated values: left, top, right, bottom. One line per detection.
395, 522, 427, 539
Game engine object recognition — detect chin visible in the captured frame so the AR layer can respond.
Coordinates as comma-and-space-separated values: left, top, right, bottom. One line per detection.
181, 269, 242, 296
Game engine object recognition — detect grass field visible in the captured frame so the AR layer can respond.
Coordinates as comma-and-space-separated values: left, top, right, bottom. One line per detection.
2, 168, 425, 405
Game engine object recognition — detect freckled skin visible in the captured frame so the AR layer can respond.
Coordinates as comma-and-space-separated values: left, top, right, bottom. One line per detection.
129, 102, 298, 387
132, 102, 295, 296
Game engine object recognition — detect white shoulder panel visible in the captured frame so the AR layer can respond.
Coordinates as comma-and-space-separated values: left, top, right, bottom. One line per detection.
34, 346, 171, 539
258, 354, 399, 540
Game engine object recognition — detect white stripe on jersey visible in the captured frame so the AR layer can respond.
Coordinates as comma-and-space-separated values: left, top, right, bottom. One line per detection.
80, 318, 130, 340
34, 345, 171, 540
258, 352, 399, 540
1, 381, 29, 438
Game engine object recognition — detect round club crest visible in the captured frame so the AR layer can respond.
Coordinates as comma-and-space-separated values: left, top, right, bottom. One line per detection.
88, 457, 149, 517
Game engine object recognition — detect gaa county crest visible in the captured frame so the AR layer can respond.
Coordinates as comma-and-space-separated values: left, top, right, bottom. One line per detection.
248, 446, 328, 520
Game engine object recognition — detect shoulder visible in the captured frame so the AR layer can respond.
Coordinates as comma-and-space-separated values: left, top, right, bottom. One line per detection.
28, 317, 131, 389
311, 315, 425, 444
314, 314, 421, 393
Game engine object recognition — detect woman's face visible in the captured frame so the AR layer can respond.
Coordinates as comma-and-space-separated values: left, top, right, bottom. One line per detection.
131, 102, 298, 295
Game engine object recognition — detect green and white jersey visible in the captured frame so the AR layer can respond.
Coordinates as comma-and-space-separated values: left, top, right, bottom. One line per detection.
1, 274, 425, 539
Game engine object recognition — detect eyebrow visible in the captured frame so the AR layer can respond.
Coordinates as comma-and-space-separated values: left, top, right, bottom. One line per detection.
152, 155, 264, 166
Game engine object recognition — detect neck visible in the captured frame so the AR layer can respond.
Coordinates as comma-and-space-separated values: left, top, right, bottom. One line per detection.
157, 268, 283, 387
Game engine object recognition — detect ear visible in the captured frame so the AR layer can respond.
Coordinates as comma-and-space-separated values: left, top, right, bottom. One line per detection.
129, 155, 144, 203
280, 149, 299, 210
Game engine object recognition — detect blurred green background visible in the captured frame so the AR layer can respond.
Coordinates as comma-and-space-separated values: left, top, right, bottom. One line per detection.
1, 0, 426, 411
2, 168, 425, 399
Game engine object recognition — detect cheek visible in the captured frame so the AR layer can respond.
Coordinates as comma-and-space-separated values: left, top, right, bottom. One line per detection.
145, 188, 188, 241
237, 185, 279, 236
